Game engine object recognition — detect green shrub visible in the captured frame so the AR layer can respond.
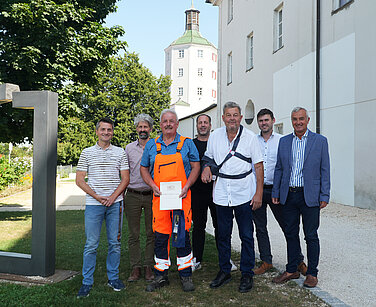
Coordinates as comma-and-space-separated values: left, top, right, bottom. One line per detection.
0, 155, 31, 190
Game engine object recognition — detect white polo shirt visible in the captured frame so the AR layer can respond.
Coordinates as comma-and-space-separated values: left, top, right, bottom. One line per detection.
77, 143, 129, 205
204, 126, 263, 207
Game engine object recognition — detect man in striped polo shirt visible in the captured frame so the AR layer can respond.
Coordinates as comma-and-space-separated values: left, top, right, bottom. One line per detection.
76, 118, 130, 298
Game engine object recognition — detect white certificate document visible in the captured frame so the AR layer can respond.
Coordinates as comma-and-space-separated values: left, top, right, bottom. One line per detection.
160, 181, 182, 210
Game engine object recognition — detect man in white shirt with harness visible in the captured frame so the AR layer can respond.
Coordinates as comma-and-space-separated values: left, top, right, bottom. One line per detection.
202, 101, 264, 293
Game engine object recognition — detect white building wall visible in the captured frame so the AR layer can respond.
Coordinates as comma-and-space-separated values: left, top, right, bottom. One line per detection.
211, 0, 376, 209
177, 107, 218, 139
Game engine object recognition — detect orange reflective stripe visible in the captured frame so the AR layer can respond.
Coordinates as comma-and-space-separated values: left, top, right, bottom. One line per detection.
177, 252, 193, 270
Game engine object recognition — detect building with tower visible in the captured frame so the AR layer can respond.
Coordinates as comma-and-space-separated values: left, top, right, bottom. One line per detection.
165, 2, 218, 120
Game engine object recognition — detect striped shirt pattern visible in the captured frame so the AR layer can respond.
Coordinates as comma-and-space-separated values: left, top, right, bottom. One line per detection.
289, 130, 308, 187
77, 143, 129, 205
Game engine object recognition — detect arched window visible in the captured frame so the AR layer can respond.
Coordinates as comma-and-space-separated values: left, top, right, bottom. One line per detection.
245, 99, 255, 125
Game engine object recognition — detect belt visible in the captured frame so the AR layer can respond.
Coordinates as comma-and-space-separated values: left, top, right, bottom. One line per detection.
127, 188, 153, 196
289, 186, 304, 193
264, 184, 273, 189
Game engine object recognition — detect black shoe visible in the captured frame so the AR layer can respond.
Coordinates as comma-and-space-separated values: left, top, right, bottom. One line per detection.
238, 274, 253, 293
145, 275, 169, 292
210, 271, 232, 289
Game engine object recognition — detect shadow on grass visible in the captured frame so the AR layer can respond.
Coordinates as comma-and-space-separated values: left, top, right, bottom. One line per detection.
0, 212, 32, 221
0, 203, 23, 207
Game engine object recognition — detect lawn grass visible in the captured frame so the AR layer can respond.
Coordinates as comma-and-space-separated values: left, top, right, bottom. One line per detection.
0, 211, 328, 306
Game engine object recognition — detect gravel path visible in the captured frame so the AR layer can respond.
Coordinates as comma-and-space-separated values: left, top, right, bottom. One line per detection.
0, 181, 85, 211
206, 202, 376, 307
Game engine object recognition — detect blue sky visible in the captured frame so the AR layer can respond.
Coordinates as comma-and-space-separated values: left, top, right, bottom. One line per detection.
105, 0, 218, 77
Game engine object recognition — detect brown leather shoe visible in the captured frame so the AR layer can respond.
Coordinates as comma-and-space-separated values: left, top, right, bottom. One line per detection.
144, 266, 155, 282
298, 261, 308, 276
128, 266, 141, 282
272, 271, 300, 284
303, 274, 318, 288
254, 262, 273, 275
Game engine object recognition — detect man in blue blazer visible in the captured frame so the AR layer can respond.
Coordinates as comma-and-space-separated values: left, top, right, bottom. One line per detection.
271, 107, 330, 288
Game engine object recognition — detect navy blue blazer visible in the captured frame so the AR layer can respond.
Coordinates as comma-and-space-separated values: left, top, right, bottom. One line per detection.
272, 129, 330, 207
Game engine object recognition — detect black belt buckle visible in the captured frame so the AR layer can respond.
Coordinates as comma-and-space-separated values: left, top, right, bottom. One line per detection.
289, 186, 303, 193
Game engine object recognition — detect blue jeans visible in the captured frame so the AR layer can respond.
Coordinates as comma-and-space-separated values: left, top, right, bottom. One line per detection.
216, 202, 255, 276
82, 201, 123, 285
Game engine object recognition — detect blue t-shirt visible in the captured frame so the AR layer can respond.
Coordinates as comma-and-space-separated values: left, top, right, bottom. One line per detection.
140, 133, 199, 178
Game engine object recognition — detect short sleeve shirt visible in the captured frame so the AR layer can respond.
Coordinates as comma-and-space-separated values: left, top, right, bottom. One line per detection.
140, 133, 199, 178
77, 143, 129, 205
204, 126, 263, 207
125, 140, 151, 191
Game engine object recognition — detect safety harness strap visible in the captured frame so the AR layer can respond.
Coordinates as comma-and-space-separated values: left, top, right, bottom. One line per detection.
202, 125, 253, 179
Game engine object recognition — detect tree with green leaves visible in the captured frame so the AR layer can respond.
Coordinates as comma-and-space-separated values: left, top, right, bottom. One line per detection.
0, 0, 126, 143
57, 53, 171, 165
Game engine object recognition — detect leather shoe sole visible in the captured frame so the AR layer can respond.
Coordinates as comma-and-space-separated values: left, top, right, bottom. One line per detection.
254, 262, 273, 275
272, 271, 300, 284
303, 275, 318, 288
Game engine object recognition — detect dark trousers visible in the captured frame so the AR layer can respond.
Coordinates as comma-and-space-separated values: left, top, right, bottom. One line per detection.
253, 186, 304, 264
154, 231, 192, 277
191, 189, 218, 262
252, 187, 285, 264
216, 202, 255, 276
283, 190, 320, 276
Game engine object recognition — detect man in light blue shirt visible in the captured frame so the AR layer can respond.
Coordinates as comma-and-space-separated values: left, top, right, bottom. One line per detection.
253, 109, 306, 276
272, 107, 330, 288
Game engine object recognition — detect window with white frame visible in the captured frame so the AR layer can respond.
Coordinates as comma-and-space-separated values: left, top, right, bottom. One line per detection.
228, 0, 234, 24
333, 0, 353, 11
212, 90, 216, 98
198, 68, 203, 76
178, 87, 183, 96
274, 123, 283, 135
227, 52, 232, 85
178, 68, 183, 77
198, 50, 203, 58
178, 50, 184, 58
274, 4, 283, 51
212, 53, 217, 62
212, 71, 216, 80
197, 87, 203, 95
246, 32, 254, 71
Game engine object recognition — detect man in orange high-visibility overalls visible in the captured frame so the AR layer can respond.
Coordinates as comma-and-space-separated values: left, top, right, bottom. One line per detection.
140, 109, 200, 292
